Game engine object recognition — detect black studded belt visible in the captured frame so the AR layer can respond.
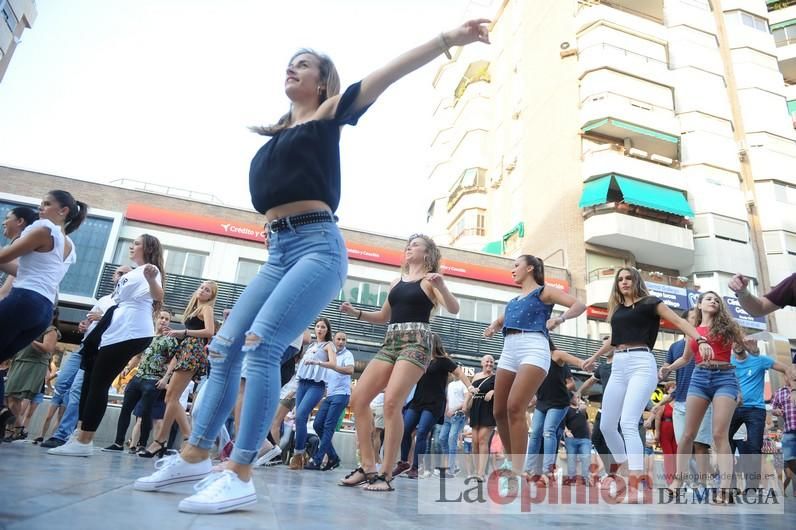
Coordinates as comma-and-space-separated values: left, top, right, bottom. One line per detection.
265, 210, 337, 233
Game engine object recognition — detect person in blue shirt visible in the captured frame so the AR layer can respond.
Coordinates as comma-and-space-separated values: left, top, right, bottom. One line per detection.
729, 337, 791, 490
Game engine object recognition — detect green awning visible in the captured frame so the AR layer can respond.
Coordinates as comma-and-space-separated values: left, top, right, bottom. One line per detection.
482, 240, 503, 255
578, 176, 612, 208
788, 100, 796, 114
581, 118, 679, 144
502, 222, 525, 243
614, 176, 694, 217
771, 18, 796, 31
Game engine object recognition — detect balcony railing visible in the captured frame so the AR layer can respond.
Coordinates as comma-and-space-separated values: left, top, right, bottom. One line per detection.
579, 42, 668, 69
581, 91, 674, 116
577, 0, 665, 23
95, 263, 666, 366
582, 201, 692, 228
587, 267, 692, 288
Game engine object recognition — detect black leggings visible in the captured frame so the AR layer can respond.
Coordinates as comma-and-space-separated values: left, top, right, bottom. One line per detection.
113, 376, 163, 446
79, 337, 152, 433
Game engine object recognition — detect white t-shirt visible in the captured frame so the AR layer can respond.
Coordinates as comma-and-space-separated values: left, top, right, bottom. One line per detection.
100, 265, 161, 348
14, 219, 76, 303
85, 294, 116, 337
446, 380, 467, 412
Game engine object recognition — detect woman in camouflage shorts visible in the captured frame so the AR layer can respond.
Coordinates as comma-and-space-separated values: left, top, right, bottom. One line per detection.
339, 234, 460, 492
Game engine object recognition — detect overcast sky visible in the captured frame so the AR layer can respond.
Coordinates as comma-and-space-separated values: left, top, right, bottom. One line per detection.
0, 0, 489, 237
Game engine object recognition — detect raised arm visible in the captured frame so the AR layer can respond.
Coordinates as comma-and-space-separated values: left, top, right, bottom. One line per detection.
353, 20, 490, 112
426, 273, 459, 314
340, 283, 394, 324
483, 313, 505, 338
0, 226, 52, 269
31, 328, 59, 355
582, 337, 614, 372
0, 274, 14, 299
142, 264, 164, 306
577, 375, 599, 397
729, 274, 780, 316
541, 288, 587, 332
552, 349, 586, 370
452, 366, 477, 395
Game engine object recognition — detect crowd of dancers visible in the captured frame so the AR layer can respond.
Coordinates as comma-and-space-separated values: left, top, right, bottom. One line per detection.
1, 18, 795, 515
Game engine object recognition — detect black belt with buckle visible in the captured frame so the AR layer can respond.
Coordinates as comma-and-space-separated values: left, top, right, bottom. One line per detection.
265, 211, 336, 233
697, 363, 734, 371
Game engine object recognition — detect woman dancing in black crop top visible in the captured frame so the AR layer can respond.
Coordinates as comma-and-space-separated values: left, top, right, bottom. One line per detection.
582, 267, 709, 502
135, 20, 491, 513
339, 234, 468, 492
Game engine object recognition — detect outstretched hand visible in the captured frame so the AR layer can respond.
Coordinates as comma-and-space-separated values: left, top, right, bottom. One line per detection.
445, 19, 491, 47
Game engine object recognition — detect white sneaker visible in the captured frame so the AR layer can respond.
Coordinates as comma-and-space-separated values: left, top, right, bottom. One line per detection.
254, 446, 282, 467
133, 454, 212, 491
47, 438, 93, 457
178, 470, 257, 514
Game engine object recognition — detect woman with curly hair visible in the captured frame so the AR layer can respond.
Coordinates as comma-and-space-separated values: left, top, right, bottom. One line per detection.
141, 281, 218, 458
660, 291, 746, 503
339, 234, 459, 492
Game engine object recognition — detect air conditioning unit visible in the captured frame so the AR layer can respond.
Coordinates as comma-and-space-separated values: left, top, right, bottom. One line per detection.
628, 147, 649, 159
650, 154, 673, 165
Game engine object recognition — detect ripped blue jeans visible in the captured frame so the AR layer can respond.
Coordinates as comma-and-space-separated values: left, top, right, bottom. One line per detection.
188, 219, 347, 465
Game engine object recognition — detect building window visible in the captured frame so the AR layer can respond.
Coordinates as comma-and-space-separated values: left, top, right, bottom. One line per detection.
438, 295, 505, 324
165, 248, 207, 277
339, 277, 390, 306
235, 259, 263, 285
729, 10, 769, 33
0, 200, 113, 298
1, 2, 17, 33
773, 24, 796, 47
112, 239, 207, 278
449, 208, 486, 243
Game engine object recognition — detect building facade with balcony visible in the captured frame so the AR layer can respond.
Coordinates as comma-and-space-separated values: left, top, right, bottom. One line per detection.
426, 0, 795, 358
0, 0, 36, 83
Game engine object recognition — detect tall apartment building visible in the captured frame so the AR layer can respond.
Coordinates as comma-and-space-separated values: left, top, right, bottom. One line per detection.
0, 0, 36, 82
426, 0, 796, 351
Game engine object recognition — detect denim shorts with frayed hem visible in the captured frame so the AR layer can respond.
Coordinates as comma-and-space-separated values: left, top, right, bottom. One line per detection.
687, 365, 739, 401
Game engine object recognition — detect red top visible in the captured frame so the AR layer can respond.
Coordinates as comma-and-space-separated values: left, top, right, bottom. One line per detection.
688, 325, 733, 364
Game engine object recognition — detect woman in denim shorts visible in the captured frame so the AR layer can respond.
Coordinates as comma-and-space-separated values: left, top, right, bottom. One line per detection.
660, 291, 745, 502
339, 234, 461, 492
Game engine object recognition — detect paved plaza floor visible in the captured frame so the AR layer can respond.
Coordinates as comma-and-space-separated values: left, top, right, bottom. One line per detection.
1, 441, 794, 529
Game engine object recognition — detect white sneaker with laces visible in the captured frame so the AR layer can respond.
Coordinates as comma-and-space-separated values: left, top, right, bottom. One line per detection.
254, 446, 282, 467
178, 470, 257, 514
47, 438, 93, 457
133, 454, 212, 491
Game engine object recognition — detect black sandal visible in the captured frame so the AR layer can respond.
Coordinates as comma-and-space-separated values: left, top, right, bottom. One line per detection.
338, 467, 377, 487
363, 474, 395, 492
138, 440, 167, 459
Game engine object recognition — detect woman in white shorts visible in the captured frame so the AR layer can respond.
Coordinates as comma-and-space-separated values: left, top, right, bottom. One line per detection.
484, 254, 585, 482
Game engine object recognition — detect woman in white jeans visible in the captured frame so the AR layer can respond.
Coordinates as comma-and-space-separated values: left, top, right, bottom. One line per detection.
583, 267, 710, 502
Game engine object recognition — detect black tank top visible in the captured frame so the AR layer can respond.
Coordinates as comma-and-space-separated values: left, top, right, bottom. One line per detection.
536, 360, 570, 412
185, 315, 204, 330
387, 279, 435, 324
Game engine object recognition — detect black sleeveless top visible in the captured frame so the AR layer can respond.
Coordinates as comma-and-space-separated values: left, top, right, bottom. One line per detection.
610, 296, 663, 349
388, 280, 435, 324
536, 360, 570, 412
249, 82, 371, 214
184, 315, 205, 330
